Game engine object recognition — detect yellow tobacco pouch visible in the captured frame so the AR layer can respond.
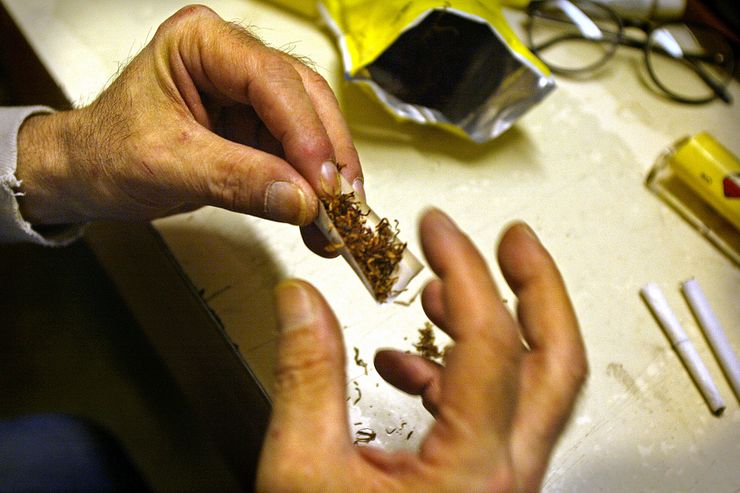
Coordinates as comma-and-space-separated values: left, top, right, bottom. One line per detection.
319, 0, 554, 142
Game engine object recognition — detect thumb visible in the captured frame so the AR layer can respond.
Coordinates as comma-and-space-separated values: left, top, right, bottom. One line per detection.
181, 129, 318, 225
264, 280, 351, 455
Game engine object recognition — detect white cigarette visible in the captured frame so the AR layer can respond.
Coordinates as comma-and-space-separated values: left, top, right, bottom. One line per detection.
640, 283, 726, 415
682, 278, 740, 402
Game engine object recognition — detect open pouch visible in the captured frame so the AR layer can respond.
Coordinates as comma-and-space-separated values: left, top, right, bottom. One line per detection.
319, 0, 555, 142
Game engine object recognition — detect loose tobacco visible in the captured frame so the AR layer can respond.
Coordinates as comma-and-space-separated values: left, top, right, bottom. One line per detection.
321, 188, 407, 302
353, 428, 377, 445
414, 321, 452, 363
353, 346, 369, 375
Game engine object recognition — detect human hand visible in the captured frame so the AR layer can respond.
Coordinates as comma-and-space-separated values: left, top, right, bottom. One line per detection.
15, 5, 361, 254
258, 208, 587, 492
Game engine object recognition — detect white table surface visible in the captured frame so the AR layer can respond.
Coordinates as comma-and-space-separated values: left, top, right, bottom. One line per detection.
5, 1, 739, 491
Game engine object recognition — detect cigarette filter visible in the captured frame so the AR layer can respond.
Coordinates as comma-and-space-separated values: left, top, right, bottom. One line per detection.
682, 278, 740, 402
646, 132, 740, 266
640, 282, 725, 415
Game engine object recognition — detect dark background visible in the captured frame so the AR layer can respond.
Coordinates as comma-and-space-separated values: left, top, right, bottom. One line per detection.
0, 5, 239, 491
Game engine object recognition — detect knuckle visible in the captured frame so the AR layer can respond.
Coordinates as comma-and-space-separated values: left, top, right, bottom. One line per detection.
550, 347, 588, 397
492, 341, 523, 379
303, 67, 331, 90
569, 350, 589, 389
488, 465, 516, 493
171, 4, 218, 22
256, 57, 336, 163
292, 132, 334, 163
262, 55, 303, 85
274, 345, 334, 396
207, 158, 258, 212
470, 310, 520, 356
157, 4, 217, 36
275, 355, 331, 395
558, 336, 589, 391
436, 463, 515, 493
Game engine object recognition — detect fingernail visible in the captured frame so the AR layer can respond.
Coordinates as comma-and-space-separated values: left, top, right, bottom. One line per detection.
275, 280, 315, 332
518, 222, 540, 243
320, 161, 339, 195
429, 207, 458, 232
352, 178, 365, 201
265, 181, 308, 225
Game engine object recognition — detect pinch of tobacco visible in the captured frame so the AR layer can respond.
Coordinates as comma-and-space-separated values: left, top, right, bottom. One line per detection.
414, 321, 453, 363
320, 189, 406, 302
414, 321, 443, 360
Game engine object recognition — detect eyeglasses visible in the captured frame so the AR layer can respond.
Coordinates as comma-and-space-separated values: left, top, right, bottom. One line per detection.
525, 0, 735, 104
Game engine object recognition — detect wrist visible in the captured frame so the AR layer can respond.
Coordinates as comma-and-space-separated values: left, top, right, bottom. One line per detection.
15, 110, 82, 225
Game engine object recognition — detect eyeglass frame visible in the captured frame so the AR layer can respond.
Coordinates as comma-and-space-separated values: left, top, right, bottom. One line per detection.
524, 0, 735, 105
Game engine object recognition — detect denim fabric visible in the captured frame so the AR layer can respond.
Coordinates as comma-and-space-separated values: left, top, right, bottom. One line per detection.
0, 414, 149, 492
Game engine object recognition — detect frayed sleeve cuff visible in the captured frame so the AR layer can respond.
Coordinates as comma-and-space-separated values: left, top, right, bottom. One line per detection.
0, 106, 85, 246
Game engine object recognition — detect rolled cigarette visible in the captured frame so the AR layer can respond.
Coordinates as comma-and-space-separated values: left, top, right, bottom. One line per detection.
640, 283, 726, 415
682, 278, 740, 402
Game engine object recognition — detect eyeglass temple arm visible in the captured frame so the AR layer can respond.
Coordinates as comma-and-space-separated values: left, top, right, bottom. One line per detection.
537, 31, 727, 65
643, 38, 733, 103
530, 32, 614, 52
533, 32, 733, 103
685, 59, 733, 103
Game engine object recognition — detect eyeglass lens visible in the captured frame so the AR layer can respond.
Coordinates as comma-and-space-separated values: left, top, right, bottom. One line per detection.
527, 0, 621, 73
528, 0, 734, 103
647, 24, 734, 103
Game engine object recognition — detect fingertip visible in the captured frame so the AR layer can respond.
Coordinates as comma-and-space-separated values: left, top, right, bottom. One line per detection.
273, 277, 344, 366
500, 221, 541, 247
373, 349, 441, 392
264, 180, 317, 226
373, 349, 405, 386
274, 279, 316, 333
320, 160, 340, 196
497, 221, 581, 359
270, 278, 350, 449
351, 176, 365, 201
505, 221, 540, 245
289, 177, 319, 227
421, 279, 447, 331
337, 153, 362, 190
419, 208, 492, 291
301, 185, 320, 226
498, 221, 544, 251
300, 224, 341, 258
287, 131, 335, 191
497, 222, 554, 287
274, 277, 345, 350
418, 207, 438, 231
373, 348, 397, 373
418, 207, 462, 270
374, 349, 442, 415
419, 206, 459, 235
